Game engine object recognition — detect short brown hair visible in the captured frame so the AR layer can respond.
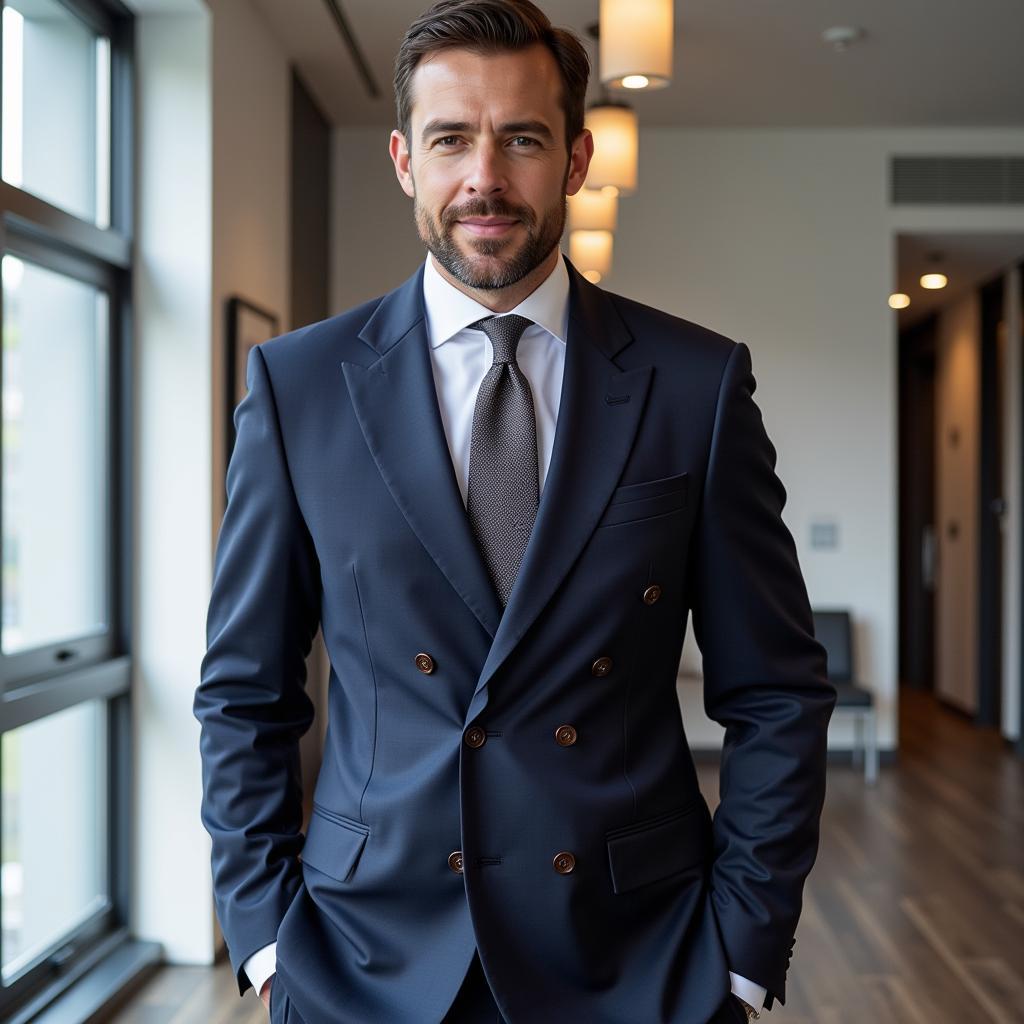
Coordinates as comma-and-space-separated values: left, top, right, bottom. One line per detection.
394, 0, 590, 153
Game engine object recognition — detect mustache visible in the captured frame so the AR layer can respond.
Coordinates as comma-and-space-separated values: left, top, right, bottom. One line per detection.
441, 200, 535, 229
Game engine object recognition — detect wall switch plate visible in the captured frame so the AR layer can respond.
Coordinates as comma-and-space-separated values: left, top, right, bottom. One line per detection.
810, 521, 839, 549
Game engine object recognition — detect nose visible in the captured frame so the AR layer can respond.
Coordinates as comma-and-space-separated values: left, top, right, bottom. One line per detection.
463, 139, 508, 197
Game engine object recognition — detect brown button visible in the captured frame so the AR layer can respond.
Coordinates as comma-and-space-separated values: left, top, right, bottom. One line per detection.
591, 656, 613, 676
415, 652, 435, 674
554, 724, 577, 746
464, 725, 486, 748
552, 851, 576, 874
448, 850, 464, 873
643, 584, 662, 604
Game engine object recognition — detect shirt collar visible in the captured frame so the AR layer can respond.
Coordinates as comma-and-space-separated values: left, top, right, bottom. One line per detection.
422, 250, 569, 349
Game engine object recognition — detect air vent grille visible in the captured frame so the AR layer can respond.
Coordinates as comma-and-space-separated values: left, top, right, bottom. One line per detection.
891, 157, 1024, 204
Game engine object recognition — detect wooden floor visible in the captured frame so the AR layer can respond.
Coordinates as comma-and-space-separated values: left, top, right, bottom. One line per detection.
770, 688, 1024, 1023
109, 687, 1023, 1023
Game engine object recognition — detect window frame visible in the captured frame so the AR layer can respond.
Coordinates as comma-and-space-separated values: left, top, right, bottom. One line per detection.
0, 0, 136, 1015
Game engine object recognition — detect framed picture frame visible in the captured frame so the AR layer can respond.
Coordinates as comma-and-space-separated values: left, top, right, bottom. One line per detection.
225, 295, 280, 471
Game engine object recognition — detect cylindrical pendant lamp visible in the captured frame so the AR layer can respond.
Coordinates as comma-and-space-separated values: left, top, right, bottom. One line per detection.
567, 187, 618, 232
584, 102, 638, 195
570, 229, 614, 282
600, 0, 673, 90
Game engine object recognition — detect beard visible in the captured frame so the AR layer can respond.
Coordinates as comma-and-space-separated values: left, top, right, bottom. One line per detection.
412, 166, 569, 290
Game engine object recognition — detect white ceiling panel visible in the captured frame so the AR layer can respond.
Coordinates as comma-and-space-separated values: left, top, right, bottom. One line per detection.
250, 0, 1024, 129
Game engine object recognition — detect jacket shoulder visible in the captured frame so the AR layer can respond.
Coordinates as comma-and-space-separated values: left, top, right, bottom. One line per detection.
256, 294, 385, 370
602, 288, 740, 364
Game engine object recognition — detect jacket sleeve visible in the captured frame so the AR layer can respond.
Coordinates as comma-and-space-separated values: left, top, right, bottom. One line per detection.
687, 340, 837, 1010
193, 343, 321, 997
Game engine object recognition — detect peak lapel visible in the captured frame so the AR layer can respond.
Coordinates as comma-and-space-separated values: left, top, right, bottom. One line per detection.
466, 258, 653, 723
341, 264, 504, 638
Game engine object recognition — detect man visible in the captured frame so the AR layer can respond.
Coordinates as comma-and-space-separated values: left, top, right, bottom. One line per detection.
194, 1, 837, 1021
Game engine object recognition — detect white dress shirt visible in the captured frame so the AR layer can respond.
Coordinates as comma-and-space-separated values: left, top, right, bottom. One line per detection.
242, 251, 767, 1015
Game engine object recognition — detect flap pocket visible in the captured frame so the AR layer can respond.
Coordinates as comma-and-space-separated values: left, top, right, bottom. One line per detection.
605, 798, 710, 895
598, 472, 689, 528
301, 803, 370, 883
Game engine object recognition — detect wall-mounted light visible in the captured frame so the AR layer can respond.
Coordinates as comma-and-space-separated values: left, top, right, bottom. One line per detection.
570, 229, 613, 282
584, 102, 638, 195
567, 187, 618, 232
889, 293, 911, 309
599, 0, 673, 90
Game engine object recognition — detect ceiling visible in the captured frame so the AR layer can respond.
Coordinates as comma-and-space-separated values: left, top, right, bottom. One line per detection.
896, 232, 1024, 330
251, 0, 1024, 129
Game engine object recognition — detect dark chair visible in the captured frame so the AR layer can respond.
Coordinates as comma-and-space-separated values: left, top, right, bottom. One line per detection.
812, 609, 878, 784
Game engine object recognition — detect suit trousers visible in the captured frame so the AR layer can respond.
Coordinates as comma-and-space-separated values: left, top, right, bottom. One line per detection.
439, 949, 747, 1024
441, 949, 506, 1023
272, 952, 745, 1023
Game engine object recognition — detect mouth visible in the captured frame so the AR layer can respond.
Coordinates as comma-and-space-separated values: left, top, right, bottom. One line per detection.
457, 218, 519, 237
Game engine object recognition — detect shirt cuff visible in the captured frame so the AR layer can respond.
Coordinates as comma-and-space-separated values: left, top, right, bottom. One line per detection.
243, 941, 277, 998
729, 971, 767, 1012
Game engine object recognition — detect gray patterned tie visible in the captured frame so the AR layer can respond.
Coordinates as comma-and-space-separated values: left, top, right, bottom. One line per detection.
465, 313, 540, 608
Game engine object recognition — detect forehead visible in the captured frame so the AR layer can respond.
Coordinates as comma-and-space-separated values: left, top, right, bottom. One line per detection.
408, 44, 563, 128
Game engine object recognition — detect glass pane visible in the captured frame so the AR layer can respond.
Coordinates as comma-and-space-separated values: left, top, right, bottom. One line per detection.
2, 255, 109, 654
1, 699, 109, 981
2, 0, 112, 227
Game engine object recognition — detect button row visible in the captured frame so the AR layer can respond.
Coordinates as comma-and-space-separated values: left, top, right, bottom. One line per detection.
422, 652, 619, 676
448, 849, 576, 875
462, 723, 581, 748
414, 583, 661, 678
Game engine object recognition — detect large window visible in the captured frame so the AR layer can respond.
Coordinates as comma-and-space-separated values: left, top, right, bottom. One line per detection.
3, 256, 110, 655
2, 0, 111, 226
0, 0, 133, 1018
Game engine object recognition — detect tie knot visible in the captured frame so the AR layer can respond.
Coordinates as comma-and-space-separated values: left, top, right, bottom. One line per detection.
469, 314, 534, 364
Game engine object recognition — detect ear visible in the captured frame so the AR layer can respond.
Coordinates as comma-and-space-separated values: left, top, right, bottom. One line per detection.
390, 130, 416, 199
565, 128, 595, 197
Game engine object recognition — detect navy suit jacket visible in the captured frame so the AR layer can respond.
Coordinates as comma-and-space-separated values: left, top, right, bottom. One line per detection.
194, 254, 837, 1023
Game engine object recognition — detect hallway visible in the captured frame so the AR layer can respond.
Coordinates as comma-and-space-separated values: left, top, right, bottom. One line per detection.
772, 687, 1023, 1021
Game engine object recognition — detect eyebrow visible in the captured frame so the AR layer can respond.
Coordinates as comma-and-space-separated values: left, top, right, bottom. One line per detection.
420, 119, 555, 143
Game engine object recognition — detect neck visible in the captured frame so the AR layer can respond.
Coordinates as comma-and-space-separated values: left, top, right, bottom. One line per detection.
430, 247, 560, 313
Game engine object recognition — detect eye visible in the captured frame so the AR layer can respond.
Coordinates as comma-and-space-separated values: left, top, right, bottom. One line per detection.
435, 135, 462, 147
510, 136, 539, 147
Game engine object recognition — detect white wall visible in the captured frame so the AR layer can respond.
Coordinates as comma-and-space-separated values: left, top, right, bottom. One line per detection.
332, 128, 424, 312
330, 125, 1024, 752
134, 5, 213, 966
210, 0, 292, 516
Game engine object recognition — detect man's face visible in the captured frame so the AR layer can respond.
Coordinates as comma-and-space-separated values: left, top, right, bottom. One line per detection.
390, 43, 592, 290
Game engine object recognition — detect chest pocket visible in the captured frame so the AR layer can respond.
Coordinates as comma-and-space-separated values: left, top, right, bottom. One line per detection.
596, 471, 689, 529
